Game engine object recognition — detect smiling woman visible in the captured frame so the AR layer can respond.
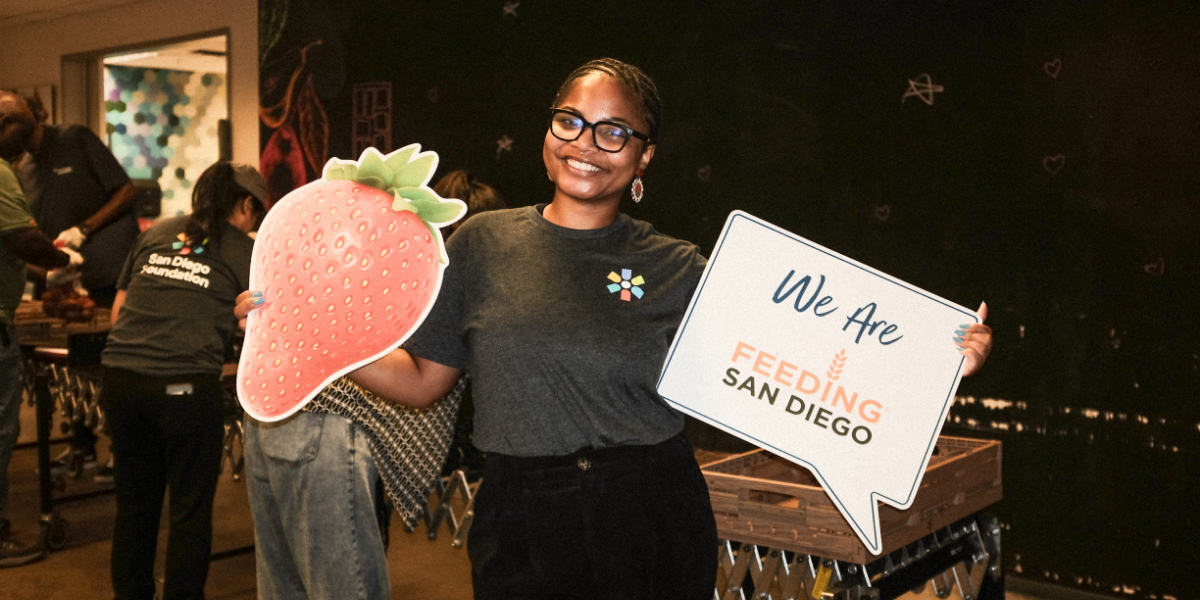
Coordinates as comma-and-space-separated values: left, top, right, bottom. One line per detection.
541, 62, 658, 228
403, 59, 720, 599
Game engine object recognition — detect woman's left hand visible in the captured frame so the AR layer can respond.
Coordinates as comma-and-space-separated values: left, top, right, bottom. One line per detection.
957, 302, 993, 377
235, 290, 265, 331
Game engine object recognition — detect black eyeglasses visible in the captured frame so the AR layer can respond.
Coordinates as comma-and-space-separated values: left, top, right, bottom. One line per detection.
548, 109, 650, 153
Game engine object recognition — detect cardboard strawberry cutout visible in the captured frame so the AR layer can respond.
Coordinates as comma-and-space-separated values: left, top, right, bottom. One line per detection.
237, 145, 466, 422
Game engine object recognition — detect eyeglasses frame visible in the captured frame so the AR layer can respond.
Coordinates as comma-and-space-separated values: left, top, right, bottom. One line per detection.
548, 108, 651, 153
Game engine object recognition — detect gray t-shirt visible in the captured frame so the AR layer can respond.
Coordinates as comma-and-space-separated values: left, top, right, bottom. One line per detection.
404, 205, 707, 457
101, 216, 253, 376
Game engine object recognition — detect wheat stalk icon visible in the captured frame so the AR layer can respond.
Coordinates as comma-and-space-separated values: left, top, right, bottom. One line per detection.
827, 350, 847, 381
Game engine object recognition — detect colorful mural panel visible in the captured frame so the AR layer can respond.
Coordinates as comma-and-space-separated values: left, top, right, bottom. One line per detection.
104, 65, 226, 218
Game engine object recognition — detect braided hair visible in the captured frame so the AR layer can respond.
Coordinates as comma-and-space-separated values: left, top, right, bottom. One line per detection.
553, 58, 663, 143
185, 161, 256, 250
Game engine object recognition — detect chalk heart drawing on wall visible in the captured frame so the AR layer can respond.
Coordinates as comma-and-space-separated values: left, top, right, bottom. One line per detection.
1044, 58, 1062, 79
1042, 154, 1066, 175
873, 204, 891, 222
1143, 257, 1165, 277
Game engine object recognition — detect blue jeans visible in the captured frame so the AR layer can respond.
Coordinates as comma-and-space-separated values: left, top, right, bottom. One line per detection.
244, 411, 390, 600
0, 322, 21, 518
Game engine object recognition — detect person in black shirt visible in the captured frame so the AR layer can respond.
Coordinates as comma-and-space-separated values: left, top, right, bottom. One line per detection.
100, 161, 264, 599
18, 95, 142, 478
18, 103, 139, 309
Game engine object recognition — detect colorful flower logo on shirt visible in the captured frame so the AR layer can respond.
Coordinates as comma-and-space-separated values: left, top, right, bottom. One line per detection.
607, 269, 645, 301
171, 232, 206, 255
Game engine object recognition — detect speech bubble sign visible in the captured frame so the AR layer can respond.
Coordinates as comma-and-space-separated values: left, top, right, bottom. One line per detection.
658, 211, 978, 555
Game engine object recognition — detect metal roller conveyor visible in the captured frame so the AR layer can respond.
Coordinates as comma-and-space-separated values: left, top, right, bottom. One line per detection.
714, 515, 1003, 600
15, 301, 250, 557
219, 383, 246, 482
405, 468, 480, 549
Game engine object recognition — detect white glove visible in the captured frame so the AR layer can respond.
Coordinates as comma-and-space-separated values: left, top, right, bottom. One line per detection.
46, 268, 82, 287
55, 226, 87, 250
61, 246, 84, 266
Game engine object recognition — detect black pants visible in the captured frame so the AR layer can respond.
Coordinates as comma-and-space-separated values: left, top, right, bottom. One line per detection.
468, 433, 719, 600
99, 368, 225, 600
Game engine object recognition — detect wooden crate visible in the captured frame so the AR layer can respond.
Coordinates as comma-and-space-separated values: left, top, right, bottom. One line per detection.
700, 435, 1002, 565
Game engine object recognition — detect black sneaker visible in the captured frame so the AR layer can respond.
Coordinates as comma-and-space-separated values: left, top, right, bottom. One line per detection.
0, 535, 43, 568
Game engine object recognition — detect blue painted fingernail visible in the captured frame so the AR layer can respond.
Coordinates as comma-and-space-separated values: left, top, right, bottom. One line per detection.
953, 336, 964, 343
253, 297, 265, 305
251, 290, 263, 297
955, 328, 966, 337
958, 324, 970, 329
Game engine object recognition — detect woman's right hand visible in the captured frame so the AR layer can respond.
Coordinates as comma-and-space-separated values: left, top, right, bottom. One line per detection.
235, 290, 265, 331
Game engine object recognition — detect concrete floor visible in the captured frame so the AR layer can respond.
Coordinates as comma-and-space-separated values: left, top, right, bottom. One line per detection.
2, 399, 474, 600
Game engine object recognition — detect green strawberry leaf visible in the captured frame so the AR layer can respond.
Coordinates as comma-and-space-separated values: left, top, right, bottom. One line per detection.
358, 151, 393, 187
360, 174, 388, 190
325, 162, 358, 181
326, 147, 465, 235
383, 146, 417, 172
398, 187, 467, 225
391, 154, 436, 188
410, 197, 467, 225
396, 185, 439, 203
391, 191, 417, 213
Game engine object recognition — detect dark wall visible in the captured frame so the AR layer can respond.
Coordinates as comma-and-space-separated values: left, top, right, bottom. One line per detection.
260, 1, 1200, 596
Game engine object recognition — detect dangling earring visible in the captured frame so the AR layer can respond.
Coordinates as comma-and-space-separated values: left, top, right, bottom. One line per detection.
631, 169, 645, 203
